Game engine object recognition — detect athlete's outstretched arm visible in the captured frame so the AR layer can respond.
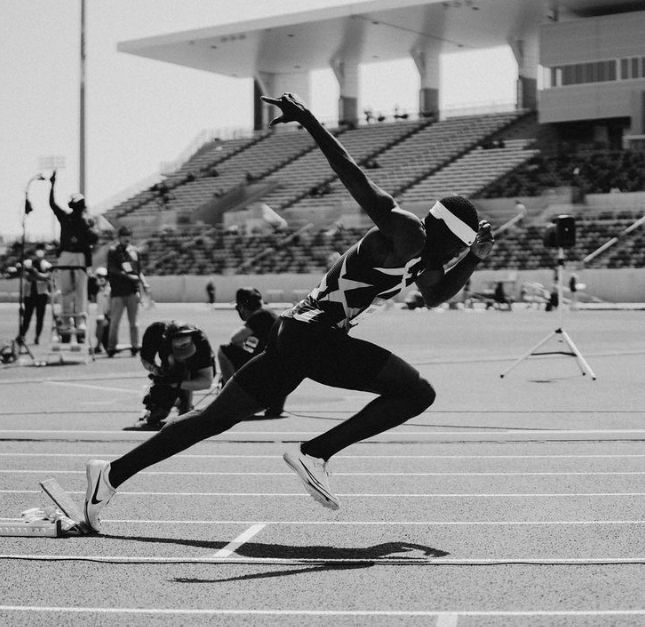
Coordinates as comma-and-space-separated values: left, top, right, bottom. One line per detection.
48, 170, 65, 219
261, 93, 424, 255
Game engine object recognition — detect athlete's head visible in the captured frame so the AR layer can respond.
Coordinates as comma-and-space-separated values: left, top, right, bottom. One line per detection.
235, 287, 263, 320
167, 322, 197, 361
423, 196, 479, 267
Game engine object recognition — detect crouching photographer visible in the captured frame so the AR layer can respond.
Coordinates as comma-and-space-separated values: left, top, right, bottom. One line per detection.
125, 321, 215, 431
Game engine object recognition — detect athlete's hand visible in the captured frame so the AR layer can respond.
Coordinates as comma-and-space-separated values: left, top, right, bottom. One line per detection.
469, 220, 494, 260
260, 93, 308, 127
50, 170, 57, 185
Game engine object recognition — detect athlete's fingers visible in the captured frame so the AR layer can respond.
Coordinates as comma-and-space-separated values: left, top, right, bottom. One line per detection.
261, 96, 281, 106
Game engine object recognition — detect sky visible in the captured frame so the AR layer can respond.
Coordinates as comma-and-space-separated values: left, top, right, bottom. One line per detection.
1, 0, 517, 241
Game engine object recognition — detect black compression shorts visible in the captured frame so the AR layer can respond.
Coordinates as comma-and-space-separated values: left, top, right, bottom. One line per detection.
231, 316, 392, 406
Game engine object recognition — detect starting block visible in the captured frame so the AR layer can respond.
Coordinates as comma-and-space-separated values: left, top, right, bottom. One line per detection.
0, 478, 92, 537
39, 477, 92, 534
0, 519, 62, 537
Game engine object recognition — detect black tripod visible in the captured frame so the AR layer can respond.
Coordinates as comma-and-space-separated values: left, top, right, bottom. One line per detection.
500, 247, 596, 380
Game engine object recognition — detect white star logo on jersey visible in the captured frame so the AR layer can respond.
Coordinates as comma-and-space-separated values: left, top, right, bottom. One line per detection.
315, 254, 373, 319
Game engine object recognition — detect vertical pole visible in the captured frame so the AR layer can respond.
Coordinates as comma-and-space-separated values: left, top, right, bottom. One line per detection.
79, 0, 86, 196
557, 247, 565, 329
18, 199, 27, 339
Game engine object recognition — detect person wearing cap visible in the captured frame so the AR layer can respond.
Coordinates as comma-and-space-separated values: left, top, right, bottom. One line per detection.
126, 321, 215, 431
83, 93, 494, 530
106, 225, 150, 357
92, 267, 111, 354
217, 287, 286, 418
49, 170, 99, 342
18, 243, 52, 345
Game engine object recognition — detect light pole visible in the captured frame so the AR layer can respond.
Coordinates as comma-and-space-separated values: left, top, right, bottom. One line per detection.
79, 0, 87, 196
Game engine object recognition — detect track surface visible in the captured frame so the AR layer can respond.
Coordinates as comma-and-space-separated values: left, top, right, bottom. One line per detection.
1, 303, 644, 625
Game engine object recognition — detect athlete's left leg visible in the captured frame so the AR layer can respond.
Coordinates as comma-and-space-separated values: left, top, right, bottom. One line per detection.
302, 337, 436, 460
108, 379, 262, 488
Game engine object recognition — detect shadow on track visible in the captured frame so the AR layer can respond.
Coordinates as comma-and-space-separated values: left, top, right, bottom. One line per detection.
104, 535, 448, 581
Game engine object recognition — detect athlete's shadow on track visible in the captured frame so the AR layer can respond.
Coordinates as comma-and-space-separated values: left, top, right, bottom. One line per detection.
106, 535, 448, 582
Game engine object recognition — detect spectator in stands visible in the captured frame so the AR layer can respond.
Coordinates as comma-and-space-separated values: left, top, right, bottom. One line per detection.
393, 105, 409, 120
82, 92, 493, 530
364, 158, 381, 169
126, 321, 215, 431
49, 170, 99, 342
18, 243, 52, 345
106, 225, 149, 357
93, 267, 110, 354
217, 287, 285, 418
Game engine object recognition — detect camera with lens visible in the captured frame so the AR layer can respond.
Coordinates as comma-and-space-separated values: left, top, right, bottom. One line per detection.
543, 214, 576, 249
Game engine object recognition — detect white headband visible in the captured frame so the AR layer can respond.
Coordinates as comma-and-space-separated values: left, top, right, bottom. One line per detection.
429, 201, 477, 246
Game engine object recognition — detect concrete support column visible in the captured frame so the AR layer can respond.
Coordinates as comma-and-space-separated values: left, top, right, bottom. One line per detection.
629, 90, 645, 136
509, 34, 539, 110
331, 58, 359, 126
412, 47, 440, 119
254, 71, 311, 130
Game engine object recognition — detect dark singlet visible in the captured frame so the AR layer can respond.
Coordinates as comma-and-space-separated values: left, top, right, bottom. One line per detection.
284, 236, 424, 330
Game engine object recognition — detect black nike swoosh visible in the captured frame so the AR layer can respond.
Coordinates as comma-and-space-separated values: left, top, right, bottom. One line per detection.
299, 461, 332, 499
90, 478, 103, 505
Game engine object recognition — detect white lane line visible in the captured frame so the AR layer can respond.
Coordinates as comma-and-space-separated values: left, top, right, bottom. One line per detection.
4, 469, 645, 477
4, 517, 642, 526
211, 523, 266, 558
2, 429, 645, 436
0, 607, 643, 618
1, 556, 644, 566
4, 489, 645, 498
2, 453, 645, 459
45, 381, 140, 394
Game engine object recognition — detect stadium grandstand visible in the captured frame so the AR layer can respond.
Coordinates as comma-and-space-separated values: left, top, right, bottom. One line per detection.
3, 0, 645, 304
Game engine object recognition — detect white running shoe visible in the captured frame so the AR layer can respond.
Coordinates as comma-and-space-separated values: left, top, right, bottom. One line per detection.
84, 460, 116, 532
283, 446, 340, 510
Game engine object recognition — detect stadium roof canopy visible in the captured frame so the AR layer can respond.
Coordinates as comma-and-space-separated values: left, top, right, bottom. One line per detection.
118, 0, 645, 78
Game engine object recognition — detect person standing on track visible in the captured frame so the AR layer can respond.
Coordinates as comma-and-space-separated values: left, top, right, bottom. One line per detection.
83, 93, 494, 531
106, 225, 149, 357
